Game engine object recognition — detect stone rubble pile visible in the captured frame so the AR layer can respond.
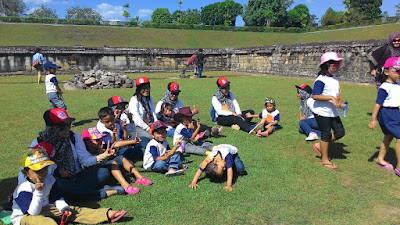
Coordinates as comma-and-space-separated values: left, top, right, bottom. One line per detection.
67, 70, 134, 89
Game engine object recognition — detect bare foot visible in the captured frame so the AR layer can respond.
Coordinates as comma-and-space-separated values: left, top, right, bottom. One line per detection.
105, 189, 118, 197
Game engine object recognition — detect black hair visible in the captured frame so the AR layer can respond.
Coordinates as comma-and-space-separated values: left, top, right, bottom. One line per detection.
35, 48, 41, 53
204, 163, 218, 177
162, 102, 172, 110
134, 83, 151, 101
98, 107, 113, 119
198, 48, 203, 52
318, 60, 338, 76
43, 109, 54, 126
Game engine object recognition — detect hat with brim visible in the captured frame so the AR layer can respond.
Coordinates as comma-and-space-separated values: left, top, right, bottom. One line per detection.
150, 121, 167, 133
173, 107, 193, 122
217, 77, 230, 89
295, 84, 313, 95
44, 61, 61, 70
22, 148, 54, 171
384, 57, 400, 69
135, 76, 150, 87
49, 108, 75, 125
107, 96, 128, 108
82, 127, 106, 142
168, 82, 181, 93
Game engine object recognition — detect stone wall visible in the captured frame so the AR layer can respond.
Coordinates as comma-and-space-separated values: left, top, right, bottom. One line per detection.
0, 39, 384, 83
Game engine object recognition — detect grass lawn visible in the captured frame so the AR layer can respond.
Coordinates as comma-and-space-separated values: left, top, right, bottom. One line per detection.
0, 71, 399, 224
1, 23, 400, 48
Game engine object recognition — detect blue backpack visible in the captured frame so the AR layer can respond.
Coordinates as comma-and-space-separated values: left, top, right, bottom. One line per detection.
210, 106, 217, 122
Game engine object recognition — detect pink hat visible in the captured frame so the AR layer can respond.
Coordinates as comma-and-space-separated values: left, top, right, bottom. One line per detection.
319, 52, 343, 67
384, 57, 400, 69
82, 127, 106, 142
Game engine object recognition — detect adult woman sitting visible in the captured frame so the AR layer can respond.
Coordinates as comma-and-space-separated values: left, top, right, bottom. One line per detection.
296, 84, 321, 141
32, 108, 123, 201
212, 77, 255, 132
370, 32, 400, 88
128, 76, 157, 140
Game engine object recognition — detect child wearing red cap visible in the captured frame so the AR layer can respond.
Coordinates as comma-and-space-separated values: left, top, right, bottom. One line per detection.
82, 127, 152, 195
369, 57, 400, 176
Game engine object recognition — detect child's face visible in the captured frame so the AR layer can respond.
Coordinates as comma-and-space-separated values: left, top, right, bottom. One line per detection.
101, 114, 115, 130
163, 107, 172, 117
212, 155, 226, 177
23, 166, 48, 184
85, 139, 103, 154
385, 67, 400, 82
114, 104, 125, 118
265, 103, 275, 113
182, 116, 192, 126
49, 68, 57, 74
152, 128, 167, 142
328, 61, 341, 74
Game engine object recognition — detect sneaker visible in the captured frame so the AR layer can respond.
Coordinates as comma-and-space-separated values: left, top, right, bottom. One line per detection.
249, 122, 264, 134
124, 184, 140, 195
104, 185, 125, 195
165, 169, 184, 177
135, 176, 153, 186
180, 164, 188, 171
231, 124, 240, 130
305, 132, 319, 141
198, 130, 210, 139
205, 151, 211, 156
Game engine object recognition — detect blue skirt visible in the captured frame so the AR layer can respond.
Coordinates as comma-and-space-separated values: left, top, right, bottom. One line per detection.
378, 107, 400, 139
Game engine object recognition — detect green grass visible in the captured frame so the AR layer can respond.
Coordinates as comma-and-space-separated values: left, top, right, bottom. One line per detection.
1, 72, 400, 224
1, 23, 400, 48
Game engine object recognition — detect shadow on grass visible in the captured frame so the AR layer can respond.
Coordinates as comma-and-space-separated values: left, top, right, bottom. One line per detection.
368, 146, 397, 165
329, 142, 350, 159
73, 118, 97, 127
0, 177, 17, 207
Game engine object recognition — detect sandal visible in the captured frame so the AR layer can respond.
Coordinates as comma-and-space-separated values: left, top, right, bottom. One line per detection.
124, 185, 140, 195
135, 176, 153, 186
109, 210, 128, 223
319, 161, 337, 170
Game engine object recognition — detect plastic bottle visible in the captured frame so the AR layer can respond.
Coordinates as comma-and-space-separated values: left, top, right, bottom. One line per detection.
341, 101, 348, 117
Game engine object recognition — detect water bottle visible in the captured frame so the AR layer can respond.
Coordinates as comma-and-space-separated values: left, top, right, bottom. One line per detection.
341, 101, 348, 118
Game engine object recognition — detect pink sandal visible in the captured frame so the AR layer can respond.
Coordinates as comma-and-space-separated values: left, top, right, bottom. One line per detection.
124, 185, 140, 195
135, 176, 153, 186
109, 210, 127, 223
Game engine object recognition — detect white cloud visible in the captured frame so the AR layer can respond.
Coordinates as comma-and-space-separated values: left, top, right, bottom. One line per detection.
95, 3, 124, 21
24, 0, 54, 4
26, 7, 39, 14
306, 0, 313, 4
136, 9, 153, 18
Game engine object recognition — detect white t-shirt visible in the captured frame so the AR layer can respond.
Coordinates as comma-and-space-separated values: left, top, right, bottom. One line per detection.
211, 93, 241, 117
259, 109, 280, 123
207, 144, 238, 160
311, 75, 340, 117
143, 139, 169, 170
378, 82, 400, 107
128, 96, 157, 131
155, 99, 185, 116
45, 74, 57, 93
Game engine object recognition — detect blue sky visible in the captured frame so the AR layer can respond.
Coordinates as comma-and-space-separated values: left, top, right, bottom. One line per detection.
24, 0, 397, 26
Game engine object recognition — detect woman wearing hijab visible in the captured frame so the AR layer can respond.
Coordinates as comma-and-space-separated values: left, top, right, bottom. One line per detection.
296, 84, 321, 141
211, 77, 255, 132
370, 32, 400, 88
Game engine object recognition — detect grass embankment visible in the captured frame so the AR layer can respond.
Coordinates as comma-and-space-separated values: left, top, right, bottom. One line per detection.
0, 72, 399, 224
0, 23, 400, 48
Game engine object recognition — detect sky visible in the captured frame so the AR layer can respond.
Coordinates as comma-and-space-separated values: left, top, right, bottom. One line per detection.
23, 0, 398, 26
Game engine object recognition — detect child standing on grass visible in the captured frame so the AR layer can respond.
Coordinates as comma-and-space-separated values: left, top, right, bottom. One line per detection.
311, 52, 346, 170
369, 57, 400, 174
248, 98, 280, 137
189, 144, 247, 191
44, 61, 66, 110
11, 148, 127, 225
143, 121, 186, 176
82, 127, 152, 195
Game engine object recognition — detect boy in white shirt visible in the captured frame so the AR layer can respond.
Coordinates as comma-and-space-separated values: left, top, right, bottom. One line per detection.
44, 61, 66, 110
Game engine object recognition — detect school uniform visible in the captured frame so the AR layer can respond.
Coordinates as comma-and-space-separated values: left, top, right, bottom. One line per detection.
203, 144, 245, 173
376, 81, 400, 138
143, 139, 181, 172
173, 123, 213, 156
45, 73, 66, 109
259, 108, 280, 130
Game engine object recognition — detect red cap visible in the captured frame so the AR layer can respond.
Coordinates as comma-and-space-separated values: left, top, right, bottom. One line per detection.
150, 121, 167, 133
49, 108, 75, 125
168, 82, 181, 92
107, 96, 128, 107
217, 77, 230, 88
135, 76, 150, 86
30, 142, 55, 159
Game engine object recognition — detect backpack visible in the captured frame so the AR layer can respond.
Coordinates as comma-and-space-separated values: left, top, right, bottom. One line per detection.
210, 106, 217, 123
33, 59, 39, 68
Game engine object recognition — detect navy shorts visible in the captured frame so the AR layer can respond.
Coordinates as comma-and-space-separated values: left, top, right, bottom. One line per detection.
378, 107, 400, 139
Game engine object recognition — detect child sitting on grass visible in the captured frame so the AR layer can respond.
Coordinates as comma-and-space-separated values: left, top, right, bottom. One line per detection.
157, 102, 177, 137
143, 121, 186, 176
82, 127, 152, 195
248, 98, 280, 137
173, 107, 214, 156
44, 61, 67, 110
11, 148, 127, 225
107, 96, 136, 140
189, 144, 247, 191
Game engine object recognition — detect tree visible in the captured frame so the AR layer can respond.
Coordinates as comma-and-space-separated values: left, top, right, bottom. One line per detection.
242, 0, 293, 27
66, 6, 102, 21
0, 0, 26, 16
130, 16, 141, 26
287, 4, 311, 28
151, 8, 172, 24
321, 7, 344, 26
179, 9, 201, 25
200, 0, 243, 26
122, 3, 130, 22
344, 0, 382, 22
29, 5, 58, 18
396, 2, 400, 20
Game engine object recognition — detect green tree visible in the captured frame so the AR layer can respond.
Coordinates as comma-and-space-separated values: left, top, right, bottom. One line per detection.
287, 4, 310, 28
200, 0, 243, 26
29, 5, 58, 18
151, 8, 172, 24
181, 9, 201, 25
130, 16, 141, 26
243, 0, 293, 27
0, 0, 26, 16
343, 0, 382, 22
66, 6, 102, 21
122, 3, 130, 22
321, 7, 344, 26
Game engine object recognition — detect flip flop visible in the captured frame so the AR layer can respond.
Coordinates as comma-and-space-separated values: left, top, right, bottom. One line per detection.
376, 162, 393, 171
110, 210, 128, 223
319, 161, 337, 170
312, 143, 322, 156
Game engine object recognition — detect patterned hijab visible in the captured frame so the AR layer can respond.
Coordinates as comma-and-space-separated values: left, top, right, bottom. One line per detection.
297, 88, 313, 119
214, 88, 235, 112
386, 32, 400, 57
160, 89, 178, 109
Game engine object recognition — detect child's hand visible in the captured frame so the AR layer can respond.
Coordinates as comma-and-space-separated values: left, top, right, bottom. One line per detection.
368, 120, 376, 130
133, 132, 141, 144
174, 138, 183, 147
192, 105, 199, 114
122, 121, 127, 130
223, 186, 233, 191
114, 109, 121, 119
196, 119, 201, 128
189, 183, 199, 189
166, 150, 174, 156
245, 112, 252, 117
35, 182, 44, 191
112, 127, 118, 135
332, 97, 341, 108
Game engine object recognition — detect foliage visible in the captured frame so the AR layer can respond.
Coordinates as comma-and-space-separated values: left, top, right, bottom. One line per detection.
173, 9, 201, 25
130, 16, 141, 27
122, 3, 130, 22
343, 0, 382, 23
200, 0, 243, 26
0, 0, 26, 16
151, 8, 172, 24
287, 4, 311, 28
243, 0, 293, 27
66, 6, 102, 22
321, 7, 345, 26
28, 5, 58, 19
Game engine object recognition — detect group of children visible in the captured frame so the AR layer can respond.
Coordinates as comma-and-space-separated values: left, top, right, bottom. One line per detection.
11, 51, 400, 224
